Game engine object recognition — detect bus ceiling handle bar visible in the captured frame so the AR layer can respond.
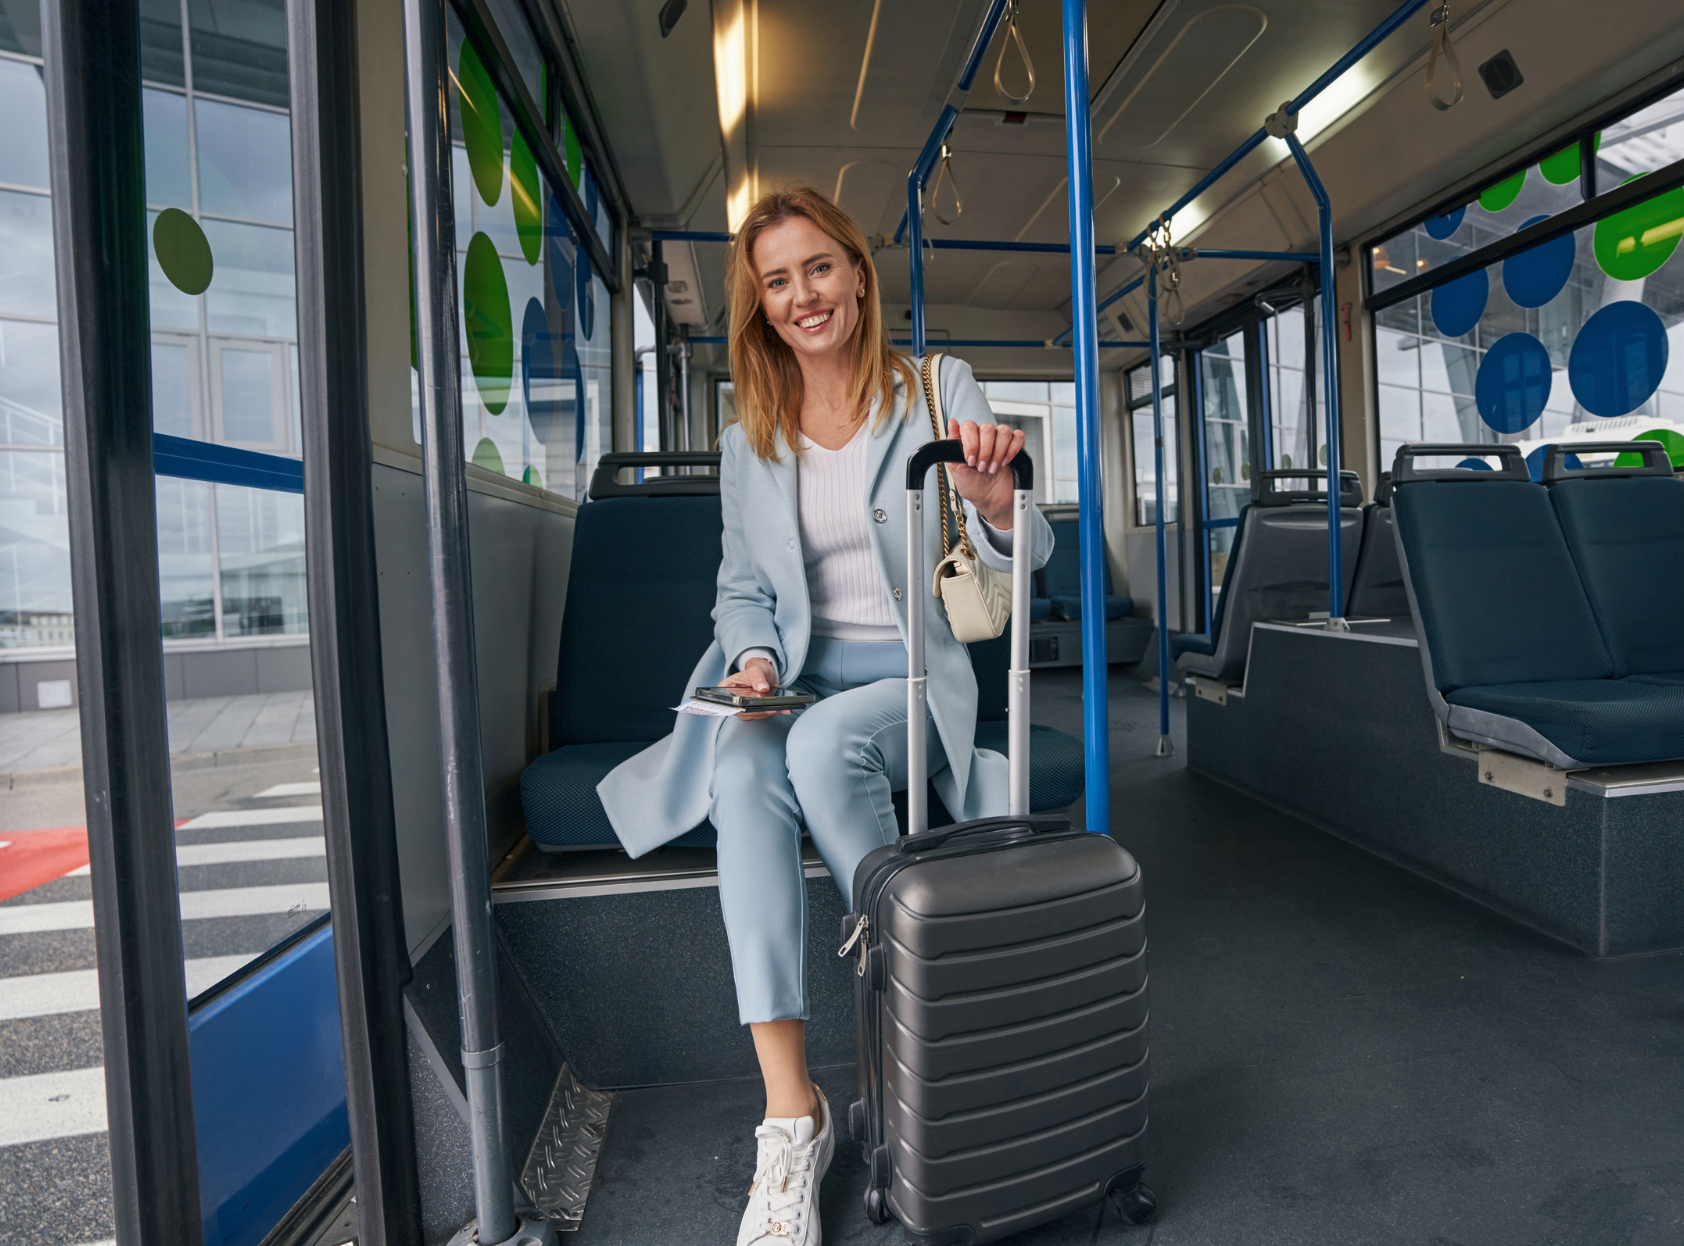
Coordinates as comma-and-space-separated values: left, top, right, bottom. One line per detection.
899, 813, 1069, 855
904, 438, 1034, 492
1391, 443, 1529, 483
1543, 440, 1675, 481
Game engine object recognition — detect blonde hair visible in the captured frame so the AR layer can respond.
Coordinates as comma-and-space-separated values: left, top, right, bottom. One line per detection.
725, 186, 916, 461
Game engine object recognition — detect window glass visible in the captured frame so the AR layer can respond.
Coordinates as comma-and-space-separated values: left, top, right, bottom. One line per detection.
156, 476, 217, 637
0, 189, 56, 318
147, 209, 203, 332
0, 449, 70, 640
1200, 332, 1248, 603
980, 381, 1075, 504
201, 218, 297, 338
1264, 300, 1327, 471
188, 0, 288, 109
195, 97, 292, 224
217, 344, 280, 444
1369, 83, 1684, 298
143, 88, 194, 210
152, 339, 198, 438
0, 55, 49, 190
0, 318, 62, 442
446, 9, 611, 498
483, 0, 545, 106
216, 482, 306, 636
139, 0, 185, 87
1127, 360, 1178, 526
1375, 187, 1684, 476
0, 1, 42, 59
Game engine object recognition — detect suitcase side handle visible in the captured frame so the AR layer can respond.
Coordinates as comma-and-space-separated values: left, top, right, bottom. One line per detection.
898, 813, 1071, 855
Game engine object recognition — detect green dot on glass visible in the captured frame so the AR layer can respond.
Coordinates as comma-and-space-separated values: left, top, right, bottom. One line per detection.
153, 208, 213, 296
1593, 176, 1684, 282
1616, 428, 1684, 469
511, 131, 542, 266
458, 40, 504, 208
522, 465, 543, 488
1539, 133, 1599, 186
1479, 169, 1526, 213
472, 437, 506, 475
463, 232, 513, 415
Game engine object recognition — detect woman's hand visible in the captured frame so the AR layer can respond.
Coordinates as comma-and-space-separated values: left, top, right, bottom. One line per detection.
719, 657, 788, 720
947, 418, 1026, 529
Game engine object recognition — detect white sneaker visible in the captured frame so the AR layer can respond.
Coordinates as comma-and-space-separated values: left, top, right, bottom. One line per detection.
736, 1086, 833, 1245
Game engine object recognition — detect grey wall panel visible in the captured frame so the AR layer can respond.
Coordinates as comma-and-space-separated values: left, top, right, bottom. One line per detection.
24, 659, 80, 709
161, 652, 185, 702
372, 462, 576, 959
254, 643, 314, 693
0, 663, 20, 715
180, 647, 259, 700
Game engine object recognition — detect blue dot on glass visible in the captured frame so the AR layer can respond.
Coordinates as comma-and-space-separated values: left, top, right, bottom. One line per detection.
546, 195, 574, 315
1454, 458, 1493, 471
1474, 332, 1552, 434
577, 246, 595, 342
1568, 300, 1670, 417
521, 297, 557, 441
1430, 267, 1488, 338
1424, 206, 1466, 240
1526, 445, 1584, 483
1503, 215, 1576, 309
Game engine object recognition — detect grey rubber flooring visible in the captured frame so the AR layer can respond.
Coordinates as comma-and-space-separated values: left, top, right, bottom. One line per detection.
574, 668, 1684, 1246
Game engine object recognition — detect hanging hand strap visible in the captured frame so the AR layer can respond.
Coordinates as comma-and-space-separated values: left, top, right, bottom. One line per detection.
1426, 3, 1464, 111
929, 142, 963, 227
993, 0, 1036, 106
921, 354, 975, 564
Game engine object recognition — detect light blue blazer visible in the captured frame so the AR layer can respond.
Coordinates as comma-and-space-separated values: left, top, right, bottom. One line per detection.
597, 356, 1055, 858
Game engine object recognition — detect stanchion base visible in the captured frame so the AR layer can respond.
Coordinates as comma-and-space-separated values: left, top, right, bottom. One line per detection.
1324, 616, 1352, 632
449, 1215, 559, 1246
1155, 736, 1175, 758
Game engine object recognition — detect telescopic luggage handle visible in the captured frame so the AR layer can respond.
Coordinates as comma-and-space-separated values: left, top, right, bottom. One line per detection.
898, 813, 1071, 854
905, 439, 1034, 838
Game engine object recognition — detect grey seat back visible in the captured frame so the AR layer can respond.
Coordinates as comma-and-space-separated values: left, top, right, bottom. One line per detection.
1349, 475, 1408, 618
1184, 471, 1364, 682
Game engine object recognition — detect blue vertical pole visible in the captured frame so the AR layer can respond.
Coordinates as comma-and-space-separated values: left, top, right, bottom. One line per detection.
634, 365, 644, 483
1285, 133, 1345, 623
1147, 265, 1171, 751
1062, 0, 1110, 832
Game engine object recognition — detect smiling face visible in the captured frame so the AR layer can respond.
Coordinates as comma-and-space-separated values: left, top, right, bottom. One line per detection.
751, 213, 867, 367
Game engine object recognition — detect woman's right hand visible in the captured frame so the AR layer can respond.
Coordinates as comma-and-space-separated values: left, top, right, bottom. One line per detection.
721, 657, 787, 720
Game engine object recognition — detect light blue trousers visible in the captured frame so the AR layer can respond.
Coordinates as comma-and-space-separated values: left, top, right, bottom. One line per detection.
710, 637, 948, 1025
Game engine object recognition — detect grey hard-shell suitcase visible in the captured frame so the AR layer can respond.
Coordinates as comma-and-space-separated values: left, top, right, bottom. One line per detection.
838, 441, 1156, 1243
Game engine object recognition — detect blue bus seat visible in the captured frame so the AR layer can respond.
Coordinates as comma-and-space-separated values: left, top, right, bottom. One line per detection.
1042, 519, 1133, 621
1392, 443, 1684, 768
1348, 474, 1408, 618
1176, 471, 1364, 684
1547, 443, 1684, 687
522, 458, 1086, 853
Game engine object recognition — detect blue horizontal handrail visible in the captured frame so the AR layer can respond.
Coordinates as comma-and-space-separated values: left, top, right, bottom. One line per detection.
153, 433, 304, 494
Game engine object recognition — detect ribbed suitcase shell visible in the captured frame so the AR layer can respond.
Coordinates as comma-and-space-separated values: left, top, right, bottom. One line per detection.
848, 825, 1149, 1244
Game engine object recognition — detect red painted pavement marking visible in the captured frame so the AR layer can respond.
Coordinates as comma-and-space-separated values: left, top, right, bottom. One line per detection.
0, 827, 89, 903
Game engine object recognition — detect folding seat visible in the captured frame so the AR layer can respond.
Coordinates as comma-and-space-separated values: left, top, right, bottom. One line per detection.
1173, 470, 1364, 684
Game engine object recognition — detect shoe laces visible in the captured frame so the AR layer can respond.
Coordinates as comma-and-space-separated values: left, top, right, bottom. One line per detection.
748, 1124, 814, 1239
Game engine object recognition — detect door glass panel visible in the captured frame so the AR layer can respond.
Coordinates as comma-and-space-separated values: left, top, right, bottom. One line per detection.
218, 346, 278, 444
1200, 332, 1249, 608
152, 339, 196, 437
156, 475, 217, 638
143, 87, 193, 211
194, 97, 293, 225
216, 483, 307, 637
0, 189, 56, 318
0, 55, 50, 189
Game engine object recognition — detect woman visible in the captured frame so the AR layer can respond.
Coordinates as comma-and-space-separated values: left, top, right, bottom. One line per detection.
599, 187, 1052, 1244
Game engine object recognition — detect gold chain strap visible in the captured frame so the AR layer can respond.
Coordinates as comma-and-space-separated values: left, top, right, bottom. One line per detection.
921, 355, 976, 561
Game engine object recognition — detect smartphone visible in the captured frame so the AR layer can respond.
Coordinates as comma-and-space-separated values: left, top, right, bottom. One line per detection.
693, 686, 817, 710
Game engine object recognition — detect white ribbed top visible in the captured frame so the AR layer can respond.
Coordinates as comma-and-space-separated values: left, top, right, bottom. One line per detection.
798, 425, 900, 642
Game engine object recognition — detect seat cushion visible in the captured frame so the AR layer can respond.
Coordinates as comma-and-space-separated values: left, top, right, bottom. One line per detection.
1550, 477, 1684, 676
1624, 672, 1684, 687
1446, 680, 1684, 767
1029, 596, 1052, 622
1049, 594, 1132, 622
1171, 632, 1215, 660
973, 721, 1085, 811
523, 742, 715, 850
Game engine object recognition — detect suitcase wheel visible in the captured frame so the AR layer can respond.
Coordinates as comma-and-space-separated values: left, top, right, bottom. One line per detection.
847, 1098, 867, 1143
1111, 1180, 1157, 1226
863, 1187, 889, 1225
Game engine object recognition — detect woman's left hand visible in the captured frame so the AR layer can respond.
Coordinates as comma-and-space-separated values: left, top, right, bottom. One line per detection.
947, 418, 1026, 529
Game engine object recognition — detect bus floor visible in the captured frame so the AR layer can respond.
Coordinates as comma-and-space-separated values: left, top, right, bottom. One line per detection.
572, 667, 1684, 1246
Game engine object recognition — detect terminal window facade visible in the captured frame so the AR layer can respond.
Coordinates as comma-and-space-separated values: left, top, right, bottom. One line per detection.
1126, 358, 1178, 526
1, 0, 309, 647
1199, 331, 1248, 599
979, 381, 1078, 506
1368, 82, 1684, 477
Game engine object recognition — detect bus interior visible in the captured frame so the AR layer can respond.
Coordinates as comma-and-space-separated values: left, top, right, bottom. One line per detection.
8, 0, 1684, 1244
